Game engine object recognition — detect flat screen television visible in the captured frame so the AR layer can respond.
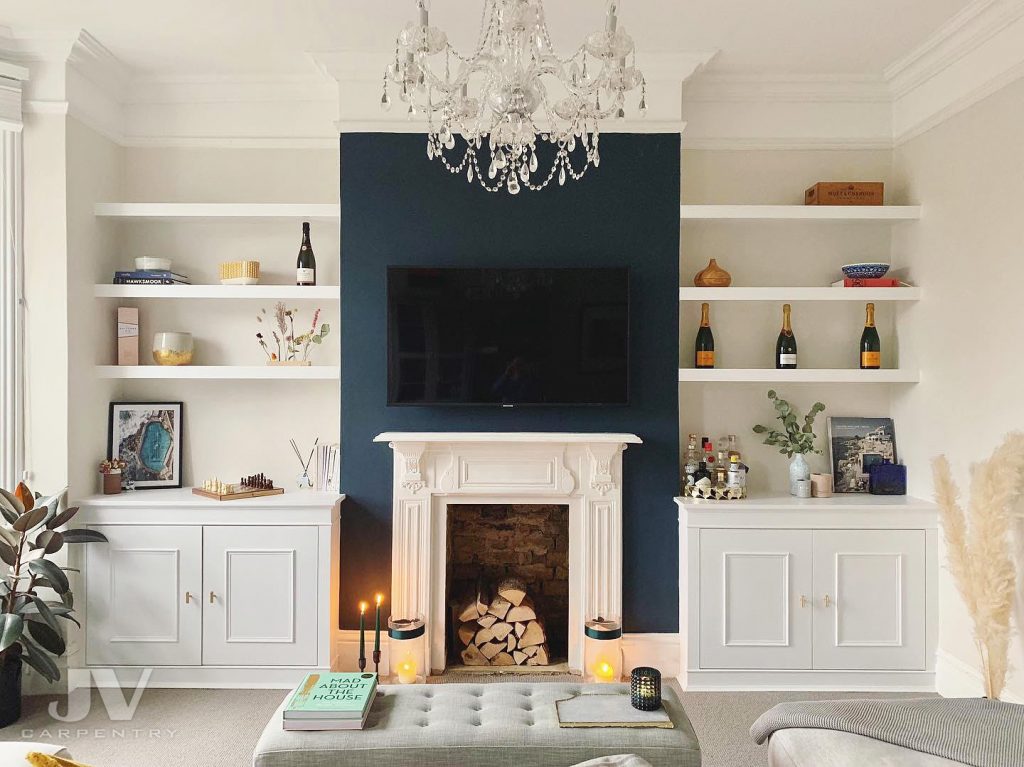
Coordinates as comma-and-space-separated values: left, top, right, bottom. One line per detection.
387, 267, 629, 406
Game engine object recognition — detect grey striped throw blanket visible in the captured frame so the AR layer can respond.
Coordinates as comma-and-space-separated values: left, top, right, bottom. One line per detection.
751, 698, 1024, 767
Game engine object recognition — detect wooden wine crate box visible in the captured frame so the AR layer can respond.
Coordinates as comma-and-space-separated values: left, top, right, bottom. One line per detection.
804, 182, 884, 206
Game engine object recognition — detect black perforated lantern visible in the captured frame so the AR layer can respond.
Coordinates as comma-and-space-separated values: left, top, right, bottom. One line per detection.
630, 666, 662, 711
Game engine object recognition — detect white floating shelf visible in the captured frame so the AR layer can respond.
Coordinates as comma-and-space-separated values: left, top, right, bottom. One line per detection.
678, 368, 919, 383
94, 203, 340, 221
97, 365, 339, 381
95, 284, 339, 300
680, 205, 922, 221
679, 287, 921, 302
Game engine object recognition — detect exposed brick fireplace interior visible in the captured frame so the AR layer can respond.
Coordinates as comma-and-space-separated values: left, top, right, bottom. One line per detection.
446, 504, 569, 668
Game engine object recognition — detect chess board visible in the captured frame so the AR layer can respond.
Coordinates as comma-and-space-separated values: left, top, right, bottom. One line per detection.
191, 486, 285, 502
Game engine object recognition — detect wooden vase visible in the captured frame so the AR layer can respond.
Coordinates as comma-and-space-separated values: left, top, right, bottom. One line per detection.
102, 472, 122, 495
694, 259, 732, 288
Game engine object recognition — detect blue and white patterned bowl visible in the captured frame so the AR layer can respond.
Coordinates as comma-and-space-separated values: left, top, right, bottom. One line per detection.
842, 262, 891, 279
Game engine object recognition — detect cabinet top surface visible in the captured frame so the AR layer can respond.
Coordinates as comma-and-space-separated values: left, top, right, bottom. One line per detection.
77, 488, 343, 509
374, 432, 643, 444
676, 494, 935, 513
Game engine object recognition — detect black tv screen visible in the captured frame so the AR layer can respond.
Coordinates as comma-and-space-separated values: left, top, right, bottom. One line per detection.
387, 267, 629, 406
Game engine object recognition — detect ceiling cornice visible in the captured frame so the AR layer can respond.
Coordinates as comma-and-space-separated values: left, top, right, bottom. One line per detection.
684, 74, 891, 104
887, 0, 1024, 143
884, 0, 1024, 97
5, 5, 1024, 152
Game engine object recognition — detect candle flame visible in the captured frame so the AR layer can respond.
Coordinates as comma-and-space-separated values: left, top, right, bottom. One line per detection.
359, 601, 368, 614
375, 593, 384, 606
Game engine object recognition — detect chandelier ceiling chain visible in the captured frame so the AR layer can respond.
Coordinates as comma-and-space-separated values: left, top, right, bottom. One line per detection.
382, 0, 647, 194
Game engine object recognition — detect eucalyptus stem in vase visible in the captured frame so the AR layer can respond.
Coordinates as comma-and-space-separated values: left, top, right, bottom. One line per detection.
752, 390, 826, 496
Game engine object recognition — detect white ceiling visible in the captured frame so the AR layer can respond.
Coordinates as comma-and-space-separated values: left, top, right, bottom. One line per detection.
0, 0, 973, 79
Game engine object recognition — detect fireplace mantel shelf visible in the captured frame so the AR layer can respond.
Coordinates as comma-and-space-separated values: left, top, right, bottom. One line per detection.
374, 432, 642, 444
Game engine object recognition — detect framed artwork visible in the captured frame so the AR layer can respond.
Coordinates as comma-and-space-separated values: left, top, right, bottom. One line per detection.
108, 402, 184, 489
827, 416, 897, 494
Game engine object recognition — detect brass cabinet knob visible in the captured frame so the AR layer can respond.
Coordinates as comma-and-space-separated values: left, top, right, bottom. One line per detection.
209, 591, 217, 604
185, 591, 193, 604
823, 594, 833, 608
799, 595, 809, 608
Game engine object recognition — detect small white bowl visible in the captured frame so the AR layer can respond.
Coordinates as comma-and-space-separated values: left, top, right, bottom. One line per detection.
135, 257, 172, 271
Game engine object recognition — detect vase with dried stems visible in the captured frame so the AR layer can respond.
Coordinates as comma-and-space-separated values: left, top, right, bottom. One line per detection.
932, 432, 1024, 700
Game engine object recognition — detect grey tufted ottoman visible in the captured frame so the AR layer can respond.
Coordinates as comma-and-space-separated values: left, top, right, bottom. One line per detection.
253, 683, 701, 767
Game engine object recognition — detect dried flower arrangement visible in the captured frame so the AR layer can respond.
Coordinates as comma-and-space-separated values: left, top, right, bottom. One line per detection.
256, 303, 331, 365
932, 432, 1024, 700
98, 458, 126, 475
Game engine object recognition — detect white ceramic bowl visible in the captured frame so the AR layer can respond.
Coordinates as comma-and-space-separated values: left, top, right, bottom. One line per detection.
135, 257, 172, 271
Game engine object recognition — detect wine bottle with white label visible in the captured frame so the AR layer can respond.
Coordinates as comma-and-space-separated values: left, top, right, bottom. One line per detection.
775, 303, 797, 369
860, 302, 881, 369
296, 221, 316, 286
695, 302, 715, 368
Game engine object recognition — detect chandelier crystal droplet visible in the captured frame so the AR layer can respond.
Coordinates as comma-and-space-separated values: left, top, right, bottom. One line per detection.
382, 0, 647, 193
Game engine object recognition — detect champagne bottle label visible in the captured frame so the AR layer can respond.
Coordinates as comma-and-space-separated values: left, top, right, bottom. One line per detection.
861, 351, 880, 367
778, 353, 797, 366
297, 268, 315, 283
696, 351, 715, 367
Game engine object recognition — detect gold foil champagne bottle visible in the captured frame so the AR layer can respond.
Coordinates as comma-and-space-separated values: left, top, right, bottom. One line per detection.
695, 302, 715, 369
860, 302, 881, 369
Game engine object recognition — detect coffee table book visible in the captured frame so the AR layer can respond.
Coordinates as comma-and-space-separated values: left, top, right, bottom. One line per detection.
556, 694, 674, 729
283, 672, 377, 731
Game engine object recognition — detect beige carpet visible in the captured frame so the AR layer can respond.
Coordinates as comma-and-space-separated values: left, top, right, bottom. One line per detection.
0, 683, 929, 767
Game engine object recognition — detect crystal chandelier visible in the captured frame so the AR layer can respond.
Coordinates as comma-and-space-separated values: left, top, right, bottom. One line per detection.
382, 0, 646, 194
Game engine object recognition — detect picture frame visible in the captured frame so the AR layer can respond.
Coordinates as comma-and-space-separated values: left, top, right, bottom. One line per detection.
108, 402, 184, 489
827, 416, 897, 494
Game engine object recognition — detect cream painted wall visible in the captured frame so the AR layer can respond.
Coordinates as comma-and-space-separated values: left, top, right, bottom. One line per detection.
22, 113, 69, 493
891, 78, 1024, 701
66, 119, 123, 498
680, 148, 900, 494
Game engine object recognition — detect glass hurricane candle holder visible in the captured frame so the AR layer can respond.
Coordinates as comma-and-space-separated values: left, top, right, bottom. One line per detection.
631, 666, 662, 711
388, 614, 425, 684
584, 617, 623, 683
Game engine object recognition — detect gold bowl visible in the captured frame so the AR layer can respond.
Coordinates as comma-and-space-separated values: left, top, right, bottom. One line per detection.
153, 332, 194, 366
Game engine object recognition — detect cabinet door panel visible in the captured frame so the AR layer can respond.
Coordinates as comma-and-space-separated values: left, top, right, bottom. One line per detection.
202, 526, 318, 666
812, 530, 926, 670
86, 525, 202, 666
699, 529, 813, 669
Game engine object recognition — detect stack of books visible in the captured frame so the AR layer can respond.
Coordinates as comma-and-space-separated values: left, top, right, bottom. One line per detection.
831, 278, 909, 288
283, 672, 377, 731
113, 269, 191, 285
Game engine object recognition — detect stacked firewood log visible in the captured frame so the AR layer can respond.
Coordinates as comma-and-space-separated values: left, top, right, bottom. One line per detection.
455, 578, 550, 667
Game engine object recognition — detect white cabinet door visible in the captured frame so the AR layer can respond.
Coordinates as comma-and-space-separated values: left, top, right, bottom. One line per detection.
699, 529, 813, 669
201, 526, 319, 666
86, 525, 203, 666
812, 530, 927, 670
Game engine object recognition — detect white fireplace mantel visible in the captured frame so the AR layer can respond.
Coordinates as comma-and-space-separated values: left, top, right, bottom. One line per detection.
375, 432, 641, 674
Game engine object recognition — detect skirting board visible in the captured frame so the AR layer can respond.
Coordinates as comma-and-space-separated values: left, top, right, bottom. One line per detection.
74, 666, 329, 690
680, 669, 937, 693
935, 650, 1023, 704
332, 631, 681, 678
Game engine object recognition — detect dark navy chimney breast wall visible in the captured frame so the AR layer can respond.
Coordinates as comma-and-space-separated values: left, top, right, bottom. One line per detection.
339, 132, 680, 631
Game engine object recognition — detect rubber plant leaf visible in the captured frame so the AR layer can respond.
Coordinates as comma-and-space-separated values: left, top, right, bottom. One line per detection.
13, 482, 33, 511
61, 529, 108, 544
20, 636, 60, 682
0, 613, 23, 652
27, 560, 69, 595
26, 620, 65, 656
